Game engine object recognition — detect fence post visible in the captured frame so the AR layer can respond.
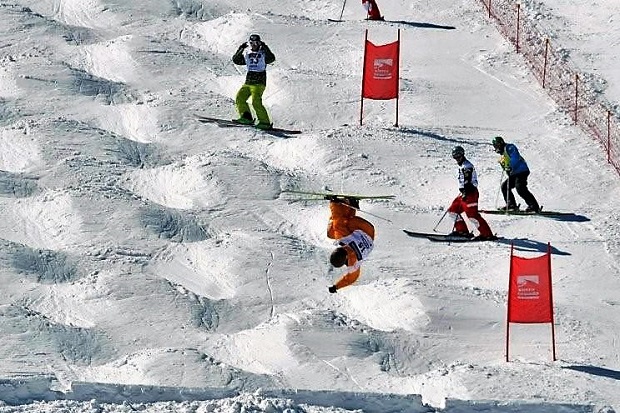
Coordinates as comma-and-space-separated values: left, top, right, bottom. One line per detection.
574, 74, 579, 125
542, 38, 549, 88
515, 4, 521, 53
488, 0, 492, 18
608, 110, 612, 164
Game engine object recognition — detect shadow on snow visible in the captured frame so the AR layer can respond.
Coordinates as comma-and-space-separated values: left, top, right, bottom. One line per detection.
385, 20, 456, 30
563, 364, 620, 381
496, 237, 571, 256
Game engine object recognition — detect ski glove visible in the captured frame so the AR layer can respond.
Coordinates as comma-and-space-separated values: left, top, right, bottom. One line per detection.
239, 42, 248, 50
345, 197, 360, 209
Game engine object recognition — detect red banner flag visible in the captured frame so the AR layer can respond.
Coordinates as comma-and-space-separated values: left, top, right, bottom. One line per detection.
507, 247, 553, 323
362, 39, 400, 100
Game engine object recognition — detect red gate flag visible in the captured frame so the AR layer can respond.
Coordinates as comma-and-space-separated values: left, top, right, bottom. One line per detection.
362, 38, 400, 100
505, 243, 556, 362
507, 245, 553, 323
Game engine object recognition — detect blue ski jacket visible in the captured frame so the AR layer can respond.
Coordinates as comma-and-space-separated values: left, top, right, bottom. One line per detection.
499, 143, 529, 175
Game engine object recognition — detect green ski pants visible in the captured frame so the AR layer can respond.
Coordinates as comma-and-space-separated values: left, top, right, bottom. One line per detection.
235, 84, 270, 124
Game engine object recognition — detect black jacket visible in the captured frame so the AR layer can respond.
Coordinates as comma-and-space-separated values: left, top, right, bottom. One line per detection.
232, 44, 276, 86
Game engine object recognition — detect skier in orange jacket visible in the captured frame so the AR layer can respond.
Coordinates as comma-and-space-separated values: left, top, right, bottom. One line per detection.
326, 198, 375, 293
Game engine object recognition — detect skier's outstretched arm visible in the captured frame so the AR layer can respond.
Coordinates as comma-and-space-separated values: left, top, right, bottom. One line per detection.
333, 265, 361, 290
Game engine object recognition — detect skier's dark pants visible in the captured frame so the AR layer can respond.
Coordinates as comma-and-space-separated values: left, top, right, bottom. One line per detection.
501, 171, 539, 209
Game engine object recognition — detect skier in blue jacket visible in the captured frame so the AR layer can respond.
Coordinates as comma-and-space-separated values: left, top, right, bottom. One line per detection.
492, 136, 540, 212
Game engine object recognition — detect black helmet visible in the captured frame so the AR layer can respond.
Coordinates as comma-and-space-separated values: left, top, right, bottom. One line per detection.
249, 34, 261, 42
452, 145, 465, 158
492, 136, 505, 148
330, 247, 348, 268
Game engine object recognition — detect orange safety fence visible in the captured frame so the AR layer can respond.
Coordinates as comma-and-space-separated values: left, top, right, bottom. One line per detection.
476, 0, 620, 176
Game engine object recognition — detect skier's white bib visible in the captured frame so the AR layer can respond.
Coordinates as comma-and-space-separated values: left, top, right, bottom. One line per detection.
245, 50, 267, 72
338, 230, 374, 261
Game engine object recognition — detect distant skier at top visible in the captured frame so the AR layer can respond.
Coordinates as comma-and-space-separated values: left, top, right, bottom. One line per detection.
447, 146, 496, 241
232, 34, 276, 130
362, 0, 384, 20
326, 197, 375, 293
492, 136, 540, 212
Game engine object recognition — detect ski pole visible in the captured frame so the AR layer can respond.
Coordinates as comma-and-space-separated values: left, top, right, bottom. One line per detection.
338, 0, 347, 21
357, 207, 392, 223
504, 171, 511, 215
432, 208, 449, 232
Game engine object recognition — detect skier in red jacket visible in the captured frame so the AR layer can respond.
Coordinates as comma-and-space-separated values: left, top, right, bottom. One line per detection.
362, 0, 383, 20
447, 146, 496, 241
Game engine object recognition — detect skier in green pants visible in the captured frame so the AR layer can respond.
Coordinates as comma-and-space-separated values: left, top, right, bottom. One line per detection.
232, 34, 276, 130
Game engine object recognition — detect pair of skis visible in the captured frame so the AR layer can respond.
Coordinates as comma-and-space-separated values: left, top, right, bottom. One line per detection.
283, 190, 395, 223
195, 115, 301, 136
479, 207, 575, 217
282, 189, 394, 201
402, 230, 500, 243
404, 206, 579, 243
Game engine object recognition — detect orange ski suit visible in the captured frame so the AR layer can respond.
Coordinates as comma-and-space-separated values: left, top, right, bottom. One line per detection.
327, 201, 376, 290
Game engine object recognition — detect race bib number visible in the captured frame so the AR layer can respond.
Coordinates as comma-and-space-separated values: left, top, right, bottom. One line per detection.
339, 230, 374, 261
245, 51, 267, 72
